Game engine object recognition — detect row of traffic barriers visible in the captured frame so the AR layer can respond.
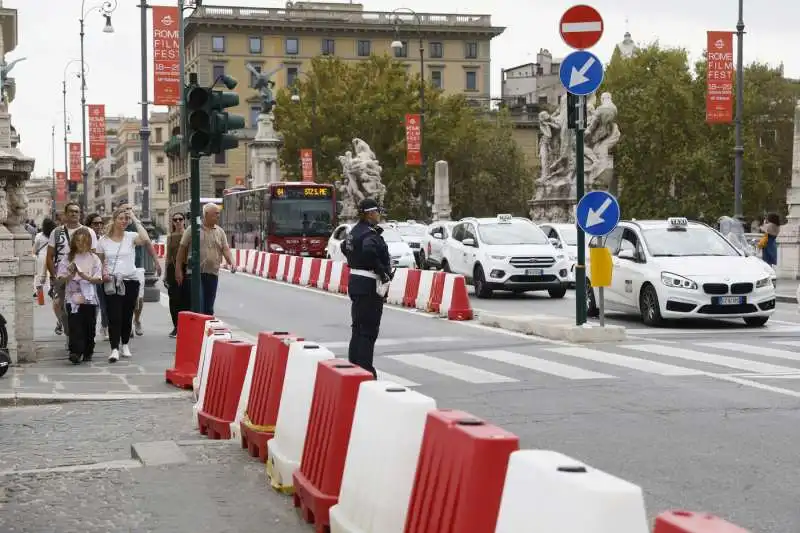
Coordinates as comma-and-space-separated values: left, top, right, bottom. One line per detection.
166, 311, 751, 533
225, 249, 474, 321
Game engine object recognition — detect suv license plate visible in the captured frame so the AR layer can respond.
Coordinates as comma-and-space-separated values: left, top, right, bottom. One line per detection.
525, 268, 544, 276
716, 296, 744, 305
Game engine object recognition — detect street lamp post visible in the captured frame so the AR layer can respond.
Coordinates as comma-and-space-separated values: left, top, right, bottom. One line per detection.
51, 125, 56, 219
291, 75, 319, 179
79, 0, 117, 213
63, 59, 81, 205
733, 0, 745, 222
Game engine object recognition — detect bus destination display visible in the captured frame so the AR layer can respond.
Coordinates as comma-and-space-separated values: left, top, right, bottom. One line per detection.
272, 186, 332, 199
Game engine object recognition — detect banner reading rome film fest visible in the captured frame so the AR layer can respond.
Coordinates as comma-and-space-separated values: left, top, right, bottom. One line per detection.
405, 113, 422, 166
88, 104, 106, 160
300, 149, 314, 182
56, 172, 67, 203
69, 143, 81, 183
706, 31, 734, 124
152, 5, 180, 106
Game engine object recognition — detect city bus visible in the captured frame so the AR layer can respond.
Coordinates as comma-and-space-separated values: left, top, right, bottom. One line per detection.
221, 182, 336, 257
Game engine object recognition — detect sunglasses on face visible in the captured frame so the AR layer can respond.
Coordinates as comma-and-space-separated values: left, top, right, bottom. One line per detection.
173, 218, 184, 222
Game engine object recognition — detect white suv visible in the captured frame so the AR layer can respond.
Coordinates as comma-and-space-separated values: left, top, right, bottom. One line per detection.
441, 215, 570, 298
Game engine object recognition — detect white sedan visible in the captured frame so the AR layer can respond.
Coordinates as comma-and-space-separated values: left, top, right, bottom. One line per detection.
586, 218, 776, 327
327, 223, 417, 268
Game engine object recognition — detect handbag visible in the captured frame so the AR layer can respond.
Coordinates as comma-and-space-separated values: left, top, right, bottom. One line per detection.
103, 238, 125, 295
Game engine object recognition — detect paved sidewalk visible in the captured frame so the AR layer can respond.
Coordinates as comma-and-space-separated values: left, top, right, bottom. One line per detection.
1, 297, 185, 401
776, 278, 799, 304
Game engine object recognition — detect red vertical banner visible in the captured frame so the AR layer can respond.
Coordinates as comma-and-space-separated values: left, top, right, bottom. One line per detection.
405, 113, 422, 166
56, 172, 67, 202
69, 143, 82, 182
152, 5, 180, 106
88, 104, 106, 160
300, 149, 314, 182
706, 31, 734, 124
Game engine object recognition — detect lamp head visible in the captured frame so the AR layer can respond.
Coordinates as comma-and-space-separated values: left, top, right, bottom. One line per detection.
220, 74, 238, 90
103, 15, 114, 33
390, 40, 403, 50
291, 93, 300, 103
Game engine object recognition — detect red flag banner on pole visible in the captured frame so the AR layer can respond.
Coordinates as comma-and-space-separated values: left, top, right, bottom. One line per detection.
88, 104, 106, 160
69, 143, 82, 182
300, 149, 314, 182
152, 5, 180, 106
706, 31, 734, 124
56, 172, 67, 202
405, 113, 422, 166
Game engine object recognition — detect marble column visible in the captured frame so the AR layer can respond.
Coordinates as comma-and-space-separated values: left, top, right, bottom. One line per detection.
776, 99, 800, 280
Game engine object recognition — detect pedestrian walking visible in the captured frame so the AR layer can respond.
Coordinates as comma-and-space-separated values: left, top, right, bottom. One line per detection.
341, 198, 392, 379
757, 212, 781, 267
86, 213, 109, 340
98, 206, 160, 363
32, 218, 55, 298
164, 212, 190, 337
57, 227, 103, 364
175, 203, 236, 316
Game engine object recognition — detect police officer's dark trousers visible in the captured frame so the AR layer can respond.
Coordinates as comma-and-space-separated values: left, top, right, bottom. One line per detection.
348, 292, 383, 379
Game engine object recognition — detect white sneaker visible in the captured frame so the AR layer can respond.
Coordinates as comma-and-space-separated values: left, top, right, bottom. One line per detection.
108, 349, 120, 363
102, 327, 108, 340
121, 345, 132, 358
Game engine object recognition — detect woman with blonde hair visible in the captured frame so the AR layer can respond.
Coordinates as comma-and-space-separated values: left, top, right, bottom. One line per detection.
97, 205, 161, 363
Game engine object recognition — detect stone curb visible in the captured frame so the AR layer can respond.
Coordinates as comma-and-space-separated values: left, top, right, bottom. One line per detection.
476, 312, 627, 343
776, 294, 798, 304
0, 391, 191, 407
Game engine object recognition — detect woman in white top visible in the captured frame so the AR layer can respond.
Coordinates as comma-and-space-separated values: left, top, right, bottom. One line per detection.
32, 218, 56, 296
96, 206, 158, 363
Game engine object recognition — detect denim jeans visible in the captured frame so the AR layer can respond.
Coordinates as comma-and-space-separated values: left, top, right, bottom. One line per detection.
199, 273, 219, 316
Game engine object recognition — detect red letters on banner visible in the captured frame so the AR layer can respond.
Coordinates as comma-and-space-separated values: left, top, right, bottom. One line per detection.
706, 31, 734, 124
300, 149, 314, 182
69, 143, 82, 183
88, 104, 106, 160
152, 6, 180, 106
405, 114, 421, 166
56, 172, 67, 202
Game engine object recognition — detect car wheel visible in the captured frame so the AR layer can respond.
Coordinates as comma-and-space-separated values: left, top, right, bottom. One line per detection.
0, 348, 9, 378
418, 251, 428, 270
743, 316, 769, 327
548, 286, 567, 299
586, 279, 600, 318
639, 283, 664, 327
473, 265, 493, 299
441, 260, 451, 273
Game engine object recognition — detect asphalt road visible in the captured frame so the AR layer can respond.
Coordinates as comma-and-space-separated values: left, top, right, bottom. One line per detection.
211, 270, 800, 531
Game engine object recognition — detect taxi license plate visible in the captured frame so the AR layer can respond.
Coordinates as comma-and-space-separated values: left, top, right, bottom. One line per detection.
714, 296, 745, 305
525, 268, 544, 276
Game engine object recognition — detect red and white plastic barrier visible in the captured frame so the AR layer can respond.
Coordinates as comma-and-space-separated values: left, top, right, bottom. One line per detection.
154, 242, 166, 258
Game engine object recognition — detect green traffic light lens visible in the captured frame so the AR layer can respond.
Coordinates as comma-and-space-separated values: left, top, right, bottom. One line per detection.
189, 132, 210, 151
189, 111, 210, 131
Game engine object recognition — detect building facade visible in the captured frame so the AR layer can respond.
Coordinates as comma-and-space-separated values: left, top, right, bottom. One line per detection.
168, 1, 504, 215
500, 50, 565, 108
24, 176, 54, 226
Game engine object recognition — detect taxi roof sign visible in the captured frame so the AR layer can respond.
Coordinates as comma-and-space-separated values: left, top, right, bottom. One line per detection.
497, 214, 513, 223
667, 217, 688, 226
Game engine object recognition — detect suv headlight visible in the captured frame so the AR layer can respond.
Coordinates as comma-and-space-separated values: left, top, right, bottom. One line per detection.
756, 276, 772, 288
489, 255, 508, 261
661, 272, 697, 290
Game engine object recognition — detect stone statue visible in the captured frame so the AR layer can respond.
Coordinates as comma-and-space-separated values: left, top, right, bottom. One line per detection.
246, 63, 283, 114
0, 57, 25, 105
336, 138, 386, 220
0, 177, 7, 225
530, 91, 622, 222
5, 177, 26, 227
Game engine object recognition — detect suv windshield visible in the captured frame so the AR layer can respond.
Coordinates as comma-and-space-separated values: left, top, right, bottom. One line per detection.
642, 226, 742, 257
478, 221, 549, 246
555, 226, 578, 245
397, 225, 426, 236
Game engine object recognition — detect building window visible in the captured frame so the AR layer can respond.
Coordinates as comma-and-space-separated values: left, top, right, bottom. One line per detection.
429, 42, 443, 58
154, 128, 162, 143
431, 70, 443, 89
214, 180, 226, 198
157, 178, 164, 192
465, 71, 477, 91
321, 39, 335, 56
133, 151, 141, 163
357, 40, 371, 57
212, 36, 225, 53
212, 64, 225, 81
394, 41, 408, 58
250, 106, 261, 127
214, 151, 226, 165
248, 63, 262, 87
465, 41, 478, 59
285, 38, 299, 55
156, 156, 165, 164
538, 95, 548, 105
249, 37, 262, 54
287, 67, 298, 87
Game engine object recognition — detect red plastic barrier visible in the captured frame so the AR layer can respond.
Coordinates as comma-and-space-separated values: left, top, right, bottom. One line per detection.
267, 253, 279, 279
654, 511, 750, 533
293, 360, 374, 531
240, 332, 303, 461
322, 260, 333, 290
292, 257, 304, 285
165, 311, 213, 389
339, 264, 350, 294
197, 339, 253, 440
427, 271, 446, 313
308, 258, 322, 287
447, 275, 474, 321
403, 269, 422, 307
404, 409, 519, 533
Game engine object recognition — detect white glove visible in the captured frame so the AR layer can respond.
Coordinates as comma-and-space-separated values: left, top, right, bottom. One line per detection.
376, 281, 390, 297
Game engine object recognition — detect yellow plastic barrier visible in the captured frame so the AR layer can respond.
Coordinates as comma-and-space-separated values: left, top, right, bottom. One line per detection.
589, 247, 613, 287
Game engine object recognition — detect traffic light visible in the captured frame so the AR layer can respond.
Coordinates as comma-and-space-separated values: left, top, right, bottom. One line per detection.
209, 88, 245, 154
164, 126, 181, 159
567, 92, 588, 130
185, 84, 212, 155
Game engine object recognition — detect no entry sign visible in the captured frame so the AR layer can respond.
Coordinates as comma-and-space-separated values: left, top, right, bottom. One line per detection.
560, 5, 604, 49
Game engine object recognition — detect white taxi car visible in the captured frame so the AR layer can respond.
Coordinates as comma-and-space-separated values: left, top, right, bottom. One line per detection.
585, 218, 777, 327
538, 222, 579, 285
326, 223, 416, 268
441, 214, 570, 298
420, 221, 457, 269
389, 220, 428, 267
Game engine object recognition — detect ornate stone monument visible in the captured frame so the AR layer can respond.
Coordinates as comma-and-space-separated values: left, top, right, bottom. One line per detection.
776, 99, 800, 280
529, 91, 621, 222
336, 138, 386, 221
0, 3, 36, 363
247, 64, 284, 187
432, 160, 452, 221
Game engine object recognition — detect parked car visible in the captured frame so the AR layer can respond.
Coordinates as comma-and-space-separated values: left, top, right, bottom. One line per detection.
326, 223, 417, 268
419, 221, 457, 269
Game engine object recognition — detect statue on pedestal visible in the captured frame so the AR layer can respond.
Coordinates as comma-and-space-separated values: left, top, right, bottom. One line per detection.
246, 63, 284, 115
0, 56, 24, 105
336, 138, 386, 221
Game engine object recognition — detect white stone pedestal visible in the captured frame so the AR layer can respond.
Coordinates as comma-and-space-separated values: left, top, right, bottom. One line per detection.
249, 113, 282, 187
0, 227, 35, 363
777, 100, 800, 280
432, 160, 452, 221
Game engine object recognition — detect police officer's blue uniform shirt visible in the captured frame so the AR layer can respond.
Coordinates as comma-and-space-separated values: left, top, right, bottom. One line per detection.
341, 220, 392, 296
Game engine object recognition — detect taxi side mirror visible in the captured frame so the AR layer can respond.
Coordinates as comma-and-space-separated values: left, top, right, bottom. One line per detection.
462, 238, 476, 247
432, 231, 444, 239
618, 248, 636, 261
549, 237, 562, 248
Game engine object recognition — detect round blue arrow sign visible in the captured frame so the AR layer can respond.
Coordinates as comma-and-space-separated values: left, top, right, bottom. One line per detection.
576, 190, 620, 237
559, 50, 604, 96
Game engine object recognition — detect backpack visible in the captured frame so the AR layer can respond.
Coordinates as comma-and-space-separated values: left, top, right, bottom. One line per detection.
52, 226, 71, 264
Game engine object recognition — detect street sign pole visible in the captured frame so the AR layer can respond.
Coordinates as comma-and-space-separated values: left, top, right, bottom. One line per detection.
575, 95, 587, 326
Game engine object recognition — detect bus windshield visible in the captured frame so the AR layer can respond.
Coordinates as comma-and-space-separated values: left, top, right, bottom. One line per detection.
270, 198, 334, 237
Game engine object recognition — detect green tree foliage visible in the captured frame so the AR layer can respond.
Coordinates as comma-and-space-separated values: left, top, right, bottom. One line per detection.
602, 43, 799, 223
273, 55, 533, 220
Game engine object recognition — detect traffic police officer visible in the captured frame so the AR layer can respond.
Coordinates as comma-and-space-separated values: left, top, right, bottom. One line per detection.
341, 198, 392, 379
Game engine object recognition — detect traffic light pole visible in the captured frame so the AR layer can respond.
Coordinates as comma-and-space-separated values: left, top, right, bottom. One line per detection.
189, 153, 201, 312
574, 94, 587, 326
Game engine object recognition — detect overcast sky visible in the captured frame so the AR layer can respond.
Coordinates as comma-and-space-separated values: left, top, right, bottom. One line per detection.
7, 0, 800, 177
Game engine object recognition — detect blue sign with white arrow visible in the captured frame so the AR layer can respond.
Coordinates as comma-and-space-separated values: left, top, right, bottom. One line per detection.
559, 50, 604, 96
576, 190, 620, 237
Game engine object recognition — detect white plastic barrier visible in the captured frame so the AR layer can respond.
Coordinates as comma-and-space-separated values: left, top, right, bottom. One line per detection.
275, 254, 288, 281
415, 270, 436, 310
229, 343, 258, 442
299, 257, 312, 286
245, 250, 257, 274
438, 272, 458, 318
329, 381, 437, 533
317, 259, 330, 289
191, 322, 232, 428
328, 261, 343, 293
266, 341, 336, 492
494, 450, 649, 533
255, 251, 268, 277
386, 268, 408, 305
